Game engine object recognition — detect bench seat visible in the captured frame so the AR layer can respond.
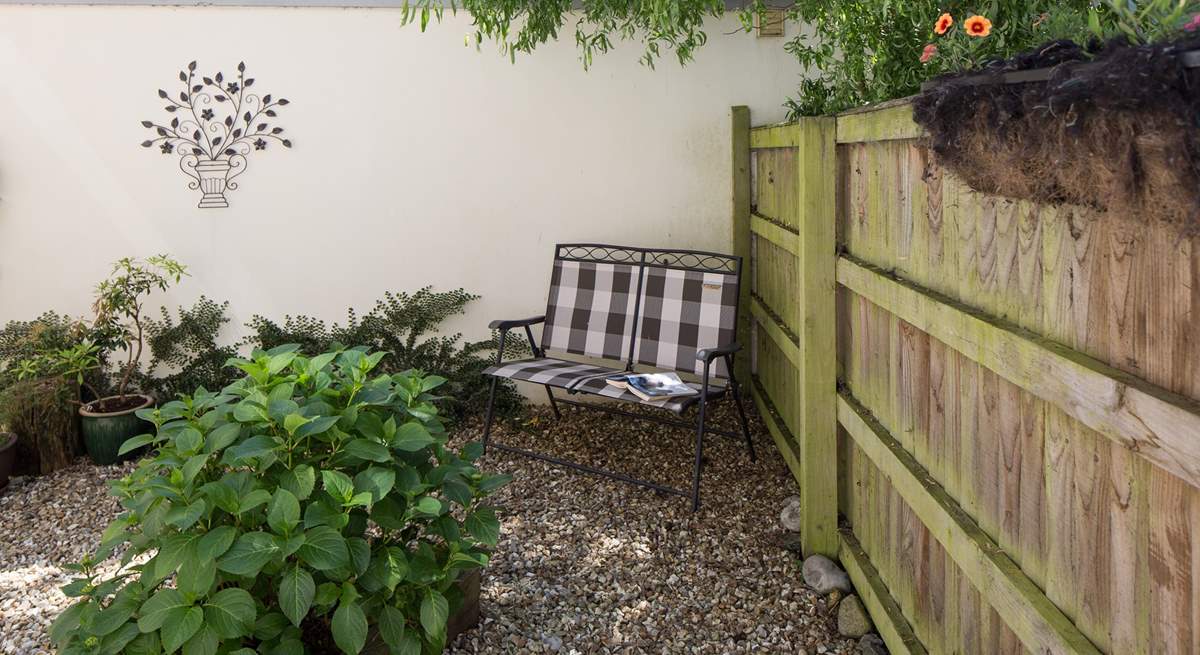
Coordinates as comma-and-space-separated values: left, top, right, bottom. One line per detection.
484, 356, 726, 413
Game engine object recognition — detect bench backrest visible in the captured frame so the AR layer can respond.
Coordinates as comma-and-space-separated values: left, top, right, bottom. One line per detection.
540, 244, 741, 379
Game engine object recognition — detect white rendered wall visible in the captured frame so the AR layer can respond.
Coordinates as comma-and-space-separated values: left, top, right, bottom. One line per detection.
0, 6, 803, 345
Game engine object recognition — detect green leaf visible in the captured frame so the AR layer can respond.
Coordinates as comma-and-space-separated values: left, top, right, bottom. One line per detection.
233, 400, 269, 423
391, 421, 436, 451
466, 507, 501, 547
419, 589, 449, 641
297, 525, 349, 571
362, 546, 408, 593
415, 496, 444, 516
180, 624, 219, 655
353, 467, 395, 505
268, 488, 301, 535
204, 587, 256, 639
239, 488, 272, 513
216, 531, 278, 577
138, 588, 188, 632
175, 427, 204, 454
224, 435, 276, 462
176, 548, 217, 597
267, 351, 297, 374
322, 470, 354, 502
90, 590, 139, 636
200, 480, 240, 514
313, 582, 341, 608
49, 599, 88, 645
347, 537, 371, 576
161, 605, 203, 653
118, 433, 157, 456
99, 621, 142, 655
331, 600, 368, 655
283, 413, 312, 435
378, 605, 407, 648
165, 500, 206, 530
278, 564, 315, 627
342, 438, 391, 462
279, 464, 317, 500
441, 478, 472, 506
195, 525, 237, 559
124, 632, 161, 655
203, 423, 241, 453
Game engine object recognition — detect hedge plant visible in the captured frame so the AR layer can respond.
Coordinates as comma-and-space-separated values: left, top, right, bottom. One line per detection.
52, 346, 508, 654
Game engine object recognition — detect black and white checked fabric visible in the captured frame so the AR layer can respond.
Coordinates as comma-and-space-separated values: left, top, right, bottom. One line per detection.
540, 260, 639, 361
572, 376, 726, 414
483, 358, 621, 390
633, 266, 739, 379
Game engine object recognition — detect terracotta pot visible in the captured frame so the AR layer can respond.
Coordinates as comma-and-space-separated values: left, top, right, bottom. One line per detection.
0, 432, 16, 491
196, 159, 232, 208
78, 395, 154, 465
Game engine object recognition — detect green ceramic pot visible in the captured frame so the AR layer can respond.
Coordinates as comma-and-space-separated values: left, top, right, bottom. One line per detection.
79, 395, 154, 465
0, 432, 16, 491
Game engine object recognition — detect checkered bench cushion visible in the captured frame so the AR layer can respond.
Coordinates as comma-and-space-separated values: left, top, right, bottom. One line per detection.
571, 376, 726, 414
541, 259, 639, 362
633, 266, 739, 379
483, 358, 620, 391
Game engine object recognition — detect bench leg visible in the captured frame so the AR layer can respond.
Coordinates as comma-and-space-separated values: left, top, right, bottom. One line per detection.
691, 394, 708, 512
544, 385, 562, 420
728, 374, 756, 462
481, 377, 499, 456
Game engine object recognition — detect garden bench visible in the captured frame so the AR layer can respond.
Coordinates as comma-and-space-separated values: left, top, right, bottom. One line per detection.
480, 243, 755, 510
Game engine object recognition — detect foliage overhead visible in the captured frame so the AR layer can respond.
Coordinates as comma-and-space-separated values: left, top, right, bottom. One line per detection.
400, 0, 726, 67
52, 346, 508, 654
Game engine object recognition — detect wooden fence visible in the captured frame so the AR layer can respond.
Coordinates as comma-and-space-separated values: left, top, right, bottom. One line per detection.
730, 101, 1200, 654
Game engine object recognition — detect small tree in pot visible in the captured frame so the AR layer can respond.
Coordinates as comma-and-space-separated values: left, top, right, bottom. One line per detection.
78, 255, 188, 464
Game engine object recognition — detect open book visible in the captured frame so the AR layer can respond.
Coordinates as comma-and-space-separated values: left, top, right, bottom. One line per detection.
606, 372, 699, 402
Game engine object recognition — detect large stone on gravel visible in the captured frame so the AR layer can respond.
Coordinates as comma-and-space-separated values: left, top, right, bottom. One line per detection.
802, 554, 852, 595
780, 495, 802, 531
837, 595, 873, 638
859, 633, 888, 654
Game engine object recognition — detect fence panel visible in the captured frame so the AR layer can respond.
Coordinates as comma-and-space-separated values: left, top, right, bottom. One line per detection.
734, 100, 1200, 655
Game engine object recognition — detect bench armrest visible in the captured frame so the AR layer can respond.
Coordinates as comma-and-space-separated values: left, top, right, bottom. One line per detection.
696, 342, 741, 364
488, 315, 546, 331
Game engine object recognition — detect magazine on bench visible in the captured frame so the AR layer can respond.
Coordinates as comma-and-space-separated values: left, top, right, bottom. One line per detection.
606, 372, 699, 401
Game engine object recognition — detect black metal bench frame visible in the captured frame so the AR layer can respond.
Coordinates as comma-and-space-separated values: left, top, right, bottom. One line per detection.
479, 243, 756, 511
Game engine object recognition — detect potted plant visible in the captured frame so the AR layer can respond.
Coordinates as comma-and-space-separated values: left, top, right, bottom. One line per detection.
77, 255, 187, 464
52, 347, 506, 654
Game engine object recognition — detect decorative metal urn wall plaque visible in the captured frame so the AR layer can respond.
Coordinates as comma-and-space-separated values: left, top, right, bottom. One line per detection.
140, 61, 292, 208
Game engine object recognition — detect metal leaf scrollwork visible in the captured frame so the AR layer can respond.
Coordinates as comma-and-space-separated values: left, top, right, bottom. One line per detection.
140, 61, 293, 209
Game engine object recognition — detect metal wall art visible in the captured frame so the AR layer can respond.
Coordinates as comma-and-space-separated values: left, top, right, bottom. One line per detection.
140, 61, 292, 208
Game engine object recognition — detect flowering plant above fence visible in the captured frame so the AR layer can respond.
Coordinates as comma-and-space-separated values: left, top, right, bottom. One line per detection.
919, 12, 994, 68
140, 61, 292, 209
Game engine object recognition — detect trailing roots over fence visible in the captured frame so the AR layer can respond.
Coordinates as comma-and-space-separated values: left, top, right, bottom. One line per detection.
913, 36, 1200, 233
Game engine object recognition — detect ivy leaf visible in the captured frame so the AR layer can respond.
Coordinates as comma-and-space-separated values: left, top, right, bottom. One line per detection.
331, 600, 367, 655
278, 565, 315, 627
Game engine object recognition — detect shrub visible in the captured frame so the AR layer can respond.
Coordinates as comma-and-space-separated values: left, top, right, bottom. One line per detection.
135, 297, 240, 401
244, 288, 524, 421
0, 377, 81, 475
51, 346, 508, 654
0, 312, 98, 392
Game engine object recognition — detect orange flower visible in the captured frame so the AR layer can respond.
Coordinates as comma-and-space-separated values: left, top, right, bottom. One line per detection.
920, 43, 938, 63
964, 15, 992, 37
934, 13, 954, 34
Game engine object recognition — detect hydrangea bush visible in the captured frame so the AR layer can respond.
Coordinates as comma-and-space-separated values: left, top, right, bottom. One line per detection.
51, 346, 508, 654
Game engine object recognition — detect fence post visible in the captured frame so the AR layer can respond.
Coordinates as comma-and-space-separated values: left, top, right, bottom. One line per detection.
796, 117, 838, 557
730, 106, 752, 384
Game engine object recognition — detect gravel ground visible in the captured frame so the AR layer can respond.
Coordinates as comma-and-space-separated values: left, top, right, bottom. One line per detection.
0, 401, 857, 654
